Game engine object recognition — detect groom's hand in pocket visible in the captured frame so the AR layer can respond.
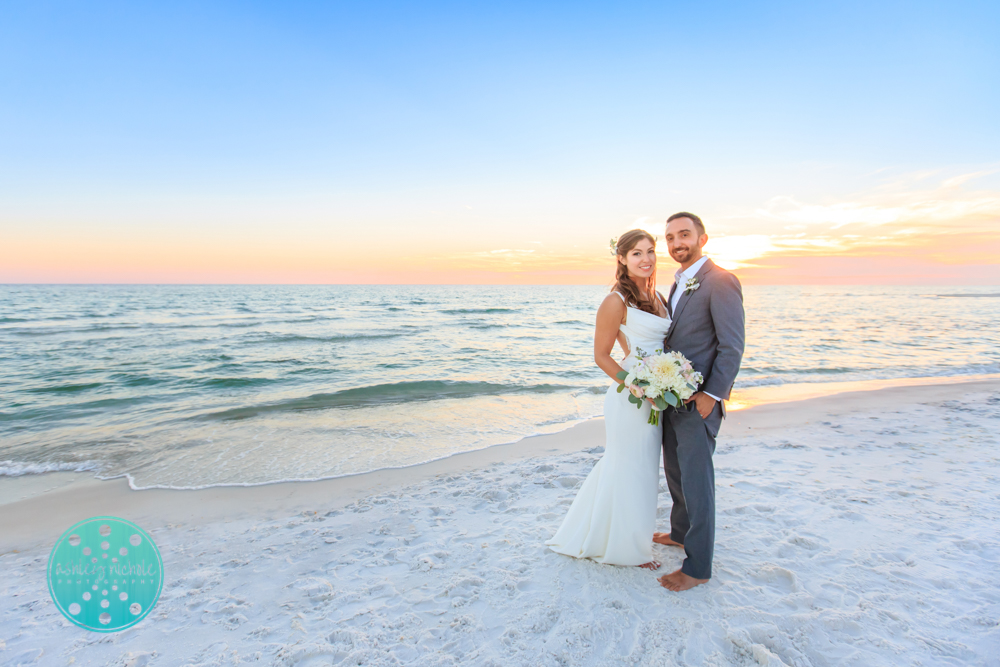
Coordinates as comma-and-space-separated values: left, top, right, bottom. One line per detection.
685, 392, 717, 419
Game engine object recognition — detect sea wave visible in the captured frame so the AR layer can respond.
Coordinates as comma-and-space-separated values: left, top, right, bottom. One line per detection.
440, 308, 518, 314
26, 382, 104, 394
198, 377, 278, 388
9, 324, 143, 336
245, 332, 410, 345
936, 293, 1000, 298
733, 363, 1000, 388
198, 380, 584, 421
0, 459, 102, 476
0, 396, 161, 422
110, 372, 173, 387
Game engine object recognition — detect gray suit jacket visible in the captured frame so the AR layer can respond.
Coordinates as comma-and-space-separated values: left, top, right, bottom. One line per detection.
664, 258, 745, 407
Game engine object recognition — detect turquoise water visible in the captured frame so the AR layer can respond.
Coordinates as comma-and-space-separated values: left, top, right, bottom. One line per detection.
1, 285, 998, 489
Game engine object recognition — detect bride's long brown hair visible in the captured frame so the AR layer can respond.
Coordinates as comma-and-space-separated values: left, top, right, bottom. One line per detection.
613, 229, 659, 314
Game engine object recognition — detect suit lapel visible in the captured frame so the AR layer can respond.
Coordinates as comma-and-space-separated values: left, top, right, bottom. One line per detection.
666, 281, 679, 317
665, 258, 716, 339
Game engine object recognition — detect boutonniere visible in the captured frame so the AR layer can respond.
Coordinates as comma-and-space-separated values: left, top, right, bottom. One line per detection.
684, 278, 701, 295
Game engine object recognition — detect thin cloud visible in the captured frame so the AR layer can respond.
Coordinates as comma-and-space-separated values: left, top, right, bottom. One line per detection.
699, 168, 1000, 277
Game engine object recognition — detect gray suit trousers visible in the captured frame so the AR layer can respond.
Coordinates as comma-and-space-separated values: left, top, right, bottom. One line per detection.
662, 401, 722, 580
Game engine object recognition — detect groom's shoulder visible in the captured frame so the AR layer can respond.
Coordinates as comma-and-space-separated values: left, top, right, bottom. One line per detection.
705, 260, 742, 290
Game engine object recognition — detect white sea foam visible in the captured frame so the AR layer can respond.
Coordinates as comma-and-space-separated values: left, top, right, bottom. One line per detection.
0, 460, 101, 476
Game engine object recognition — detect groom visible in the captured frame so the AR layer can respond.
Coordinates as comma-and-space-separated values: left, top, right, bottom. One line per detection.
654, 212, 745, 592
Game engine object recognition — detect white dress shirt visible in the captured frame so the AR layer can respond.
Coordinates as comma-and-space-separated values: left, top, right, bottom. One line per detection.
670, 255, 710, 315
669, 255, 721, 403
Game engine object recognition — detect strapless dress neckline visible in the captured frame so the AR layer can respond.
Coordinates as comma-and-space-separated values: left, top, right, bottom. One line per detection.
625, 305, 669, 320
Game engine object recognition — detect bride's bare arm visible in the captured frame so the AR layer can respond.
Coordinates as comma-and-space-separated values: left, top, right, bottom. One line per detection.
594, 293, 628, 383
616, 331, 630, 358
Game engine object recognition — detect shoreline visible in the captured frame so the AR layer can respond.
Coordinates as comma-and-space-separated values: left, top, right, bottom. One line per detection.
4, 373, 999, 555
3, 374, 998, 664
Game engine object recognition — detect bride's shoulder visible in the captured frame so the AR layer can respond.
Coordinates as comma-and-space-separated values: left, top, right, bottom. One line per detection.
603, 290, 627, 306
598, 290, 627, 314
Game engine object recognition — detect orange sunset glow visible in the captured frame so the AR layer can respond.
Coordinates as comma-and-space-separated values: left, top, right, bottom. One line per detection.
3, 169, 997, 285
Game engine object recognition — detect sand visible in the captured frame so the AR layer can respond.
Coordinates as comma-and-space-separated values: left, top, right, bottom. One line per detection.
2, 377, 999, 666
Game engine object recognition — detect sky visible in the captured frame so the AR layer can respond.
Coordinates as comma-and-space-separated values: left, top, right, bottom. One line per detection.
1, 0, 998, 284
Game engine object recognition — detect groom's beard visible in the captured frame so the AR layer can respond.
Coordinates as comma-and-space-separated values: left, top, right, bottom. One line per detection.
670, 246, 695, 263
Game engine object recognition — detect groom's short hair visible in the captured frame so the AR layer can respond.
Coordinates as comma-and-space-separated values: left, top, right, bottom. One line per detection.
666, 212, 705, 236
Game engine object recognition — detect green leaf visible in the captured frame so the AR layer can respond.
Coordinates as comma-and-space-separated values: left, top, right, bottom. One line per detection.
662, 392, 679, 407
655, 397, 668, 411
615, 370, 628, 381
616, 383, 626, 393
628, 393, 640, 405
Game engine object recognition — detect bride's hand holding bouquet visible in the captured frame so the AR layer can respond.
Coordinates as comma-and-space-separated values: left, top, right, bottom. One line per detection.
615, 347, 704, 426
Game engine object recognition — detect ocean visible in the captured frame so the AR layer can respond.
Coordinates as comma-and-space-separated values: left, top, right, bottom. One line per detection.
1, 284, 997, 489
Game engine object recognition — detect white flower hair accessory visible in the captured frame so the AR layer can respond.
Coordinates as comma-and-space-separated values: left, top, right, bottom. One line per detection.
610, 234, 659, 256
684, 278, 701, 295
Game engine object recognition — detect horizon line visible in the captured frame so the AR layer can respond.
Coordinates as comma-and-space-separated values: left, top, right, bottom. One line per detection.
3, 282, 1000, 288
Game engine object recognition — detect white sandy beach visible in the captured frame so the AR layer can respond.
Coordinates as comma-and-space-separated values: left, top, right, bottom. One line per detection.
2, 378, 999, 666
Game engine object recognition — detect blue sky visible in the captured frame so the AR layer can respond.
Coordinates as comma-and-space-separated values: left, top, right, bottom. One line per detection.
1, 1, 998, 283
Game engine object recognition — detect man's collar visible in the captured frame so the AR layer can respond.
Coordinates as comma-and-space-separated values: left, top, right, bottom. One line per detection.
674, 255, 710, 282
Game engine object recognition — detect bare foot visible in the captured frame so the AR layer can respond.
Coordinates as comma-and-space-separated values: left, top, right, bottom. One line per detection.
638, 560, 661, 570
658, 569, 708, 591
652, 532, 684, 547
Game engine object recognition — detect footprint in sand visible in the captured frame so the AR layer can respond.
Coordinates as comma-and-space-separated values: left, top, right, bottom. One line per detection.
749, 565, 800, 594
814, 582, 860, 608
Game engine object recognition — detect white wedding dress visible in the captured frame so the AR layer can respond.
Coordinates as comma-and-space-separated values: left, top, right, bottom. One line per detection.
546, 291, 672, 566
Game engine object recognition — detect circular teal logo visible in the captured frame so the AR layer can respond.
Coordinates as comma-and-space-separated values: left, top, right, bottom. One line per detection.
47, 516, 163, 632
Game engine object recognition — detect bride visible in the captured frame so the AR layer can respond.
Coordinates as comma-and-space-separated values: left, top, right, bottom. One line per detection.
546, 229, 671, 570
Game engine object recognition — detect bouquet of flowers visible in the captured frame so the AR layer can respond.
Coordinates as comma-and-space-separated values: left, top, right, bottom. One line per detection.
615, 348, 704, 426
